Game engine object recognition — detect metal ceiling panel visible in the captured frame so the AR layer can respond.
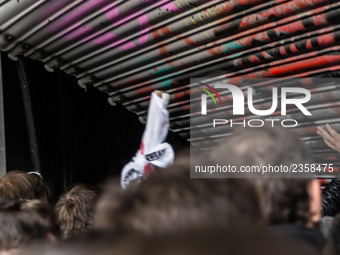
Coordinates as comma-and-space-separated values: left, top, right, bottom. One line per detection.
1, 0, 340, 173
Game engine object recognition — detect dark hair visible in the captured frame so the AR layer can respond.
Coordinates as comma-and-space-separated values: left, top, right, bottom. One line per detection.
95, 168, 263, 234
55, 183, 98, 239
0, 170, 50, 202
0, 199, 57, 252
256, 179, 312, 226
18, 228, 317, 255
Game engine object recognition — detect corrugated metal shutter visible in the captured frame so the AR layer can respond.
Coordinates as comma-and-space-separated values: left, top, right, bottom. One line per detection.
0, 0, 340, 176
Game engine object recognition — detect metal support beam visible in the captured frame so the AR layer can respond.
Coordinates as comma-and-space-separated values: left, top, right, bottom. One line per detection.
16, 58, 41, 172
0, 53, 6, 177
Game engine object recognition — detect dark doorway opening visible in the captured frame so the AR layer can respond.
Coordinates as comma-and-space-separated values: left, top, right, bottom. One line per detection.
1, 55, 187, 202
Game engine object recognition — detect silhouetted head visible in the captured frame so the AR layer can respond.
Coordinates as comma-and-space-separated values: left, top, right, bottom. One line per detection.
55, 183, 98, 239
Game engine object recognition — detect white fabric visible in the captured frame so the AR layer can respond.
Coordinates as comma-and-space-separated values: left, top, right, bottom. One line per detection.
144, 142, 174, 168
121, 92, 174, 189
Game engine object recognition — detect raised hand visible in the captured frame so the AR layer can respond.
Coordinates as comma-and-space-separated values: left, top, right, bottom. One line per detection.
316, 124, 340, 153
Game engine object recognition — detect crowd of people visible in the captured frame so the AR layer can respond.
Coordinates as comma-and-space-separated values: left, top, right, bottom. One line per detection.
0, 125, 338, 255
0, 90, 340, 255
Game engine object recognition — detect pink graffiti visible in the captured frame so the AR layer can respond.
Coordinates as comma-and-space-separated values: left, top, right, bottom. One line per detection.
39, 0, 75, 21
48, 0, 115, 35
44, 0, 180, 51
104, 7, 150, 50
154, 0, 180, 12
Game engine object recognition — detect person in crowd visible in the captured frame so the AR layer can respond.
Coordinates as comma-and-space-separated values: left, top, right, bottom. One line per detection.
0, 170, 50, 202
55, 183, 98, 239
18, 227, 317, 255
320, 216, 334, 238
257, 178, 324, 253
208, 126, 324, 254
317, 124, 340, 216
95, 166, 263, 234
0, 199, 57, 254
323, 213, 340, 255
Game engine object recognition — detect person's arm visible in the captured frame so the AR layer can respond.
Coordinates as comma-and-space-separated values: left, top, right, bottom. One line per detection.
317, 124, 340, 216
